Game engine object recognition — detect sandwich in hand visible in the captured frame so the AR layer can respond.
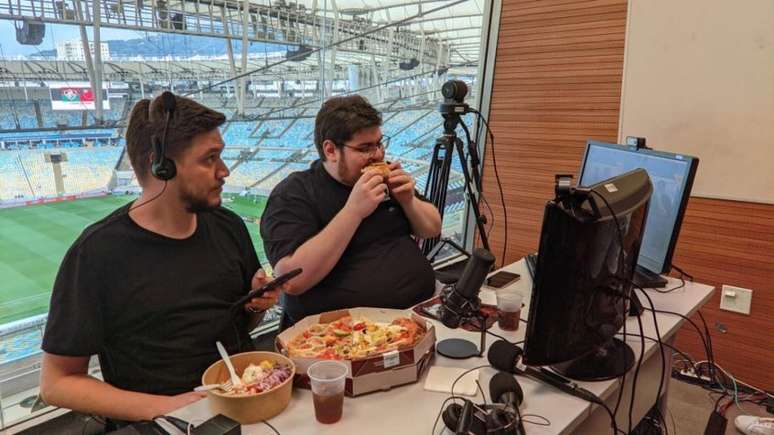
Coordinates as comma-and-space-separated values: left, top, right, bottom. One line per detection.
361, 161, 391, 179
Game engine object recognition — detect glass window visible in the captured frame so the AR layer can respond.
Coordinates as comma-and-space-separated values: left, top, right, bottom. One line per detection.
0, 0, 488, 428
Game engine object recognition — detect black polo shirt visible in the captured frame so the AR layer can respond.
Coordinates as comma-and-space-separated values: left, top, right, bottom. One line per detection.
42, 204, 259, 395
260, 160, 435, 327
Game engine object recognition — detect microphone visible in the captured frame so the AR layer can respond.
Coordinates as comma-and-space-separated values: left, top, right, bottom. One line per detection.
438, 248, 495, 328
489, 372, 525, 435
488, 340, 523, 374
489, 372, 524, 411
487, 339, 603, 405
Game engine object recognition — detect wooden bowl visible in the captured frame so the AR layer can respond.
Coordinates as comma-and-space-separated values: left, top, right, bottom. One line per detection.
201, 351, 295, 424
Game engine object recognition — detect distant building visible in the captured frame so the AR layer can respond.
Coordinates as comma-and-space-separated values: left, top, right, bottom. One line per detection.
55, 40, 110, 61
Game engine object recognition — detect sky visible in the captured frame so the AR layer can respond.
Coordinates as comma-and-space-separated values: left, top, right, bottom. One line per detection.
0, 20, 141, 57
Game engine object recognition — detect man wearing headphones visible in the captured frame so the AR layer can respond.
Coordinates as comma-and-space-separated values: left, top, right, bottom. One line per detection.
39, 93, 282, 422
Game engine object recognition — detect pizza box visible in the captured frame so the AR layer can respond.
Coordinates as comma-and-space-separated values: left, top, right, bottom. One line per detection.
275, 307, 436, 397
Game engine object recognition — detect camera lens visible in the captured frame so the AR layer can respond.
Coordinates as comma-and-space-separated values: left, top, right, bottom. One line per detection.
441, 80, 468, 102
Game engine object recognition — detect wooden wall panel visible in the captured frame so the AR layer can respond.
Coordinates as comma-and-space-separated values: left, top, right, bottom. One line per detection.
483, 0, 774, 391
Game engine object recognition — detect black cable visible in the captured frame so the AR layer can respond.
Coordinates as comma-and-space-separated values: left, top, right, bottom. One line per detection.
616, 333, 698, 374
654, 272, 686, 294
643, 307, 713, 373
634, 286, 670, 435
432, 364, 491, 435
612, 317, 627, 423
584, 189, 662, 435
670, 264, 694, 281
126, 181, 167, 214
262, 420, 280, 435
469, 108, 507, 268
697, 311, 718, 385
520, 414, 551, 426
432, 396, 457, 435
628, 310, 646, 434
476, 380, 487, 406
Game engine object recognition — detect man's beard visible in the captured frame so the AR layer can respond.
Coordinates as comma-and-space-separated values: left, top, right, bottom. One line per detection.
180, 185, 220, 213
336, 153, 361, 186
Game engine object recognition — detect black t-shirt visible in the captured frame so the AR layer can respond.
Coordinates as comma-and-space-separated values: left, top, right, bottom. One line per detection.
260, 160, 435, 327
42, 204, 260, 396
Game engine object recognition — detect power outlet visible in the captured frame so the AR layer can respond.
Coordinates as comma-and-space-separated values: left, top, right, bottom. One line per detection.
719, 285, 753, 315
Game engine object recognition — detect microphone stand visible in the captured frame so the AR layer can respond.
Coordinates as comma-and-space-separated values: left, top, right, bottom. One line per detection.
437, 305, 489, 359
422, 111, 491, 257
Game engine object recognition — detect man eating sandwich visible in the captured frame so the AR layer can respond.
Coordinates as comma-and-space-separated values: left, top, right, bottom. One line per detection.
260, 95, 442, 329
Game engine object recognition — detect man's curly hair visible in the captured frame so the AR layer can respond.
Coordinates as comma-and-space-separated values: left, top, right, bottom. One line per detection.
314, 95, 382, 161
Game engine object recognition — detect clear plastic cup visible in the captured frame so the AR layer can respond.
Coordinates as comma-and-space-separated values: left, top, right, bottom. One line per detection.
308, 360, 347, 424
496, 291, 524, 331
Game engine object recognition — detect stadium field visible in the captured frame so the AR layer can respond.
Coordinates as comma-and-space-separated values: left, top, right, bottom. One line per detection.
0, 193, 267, 326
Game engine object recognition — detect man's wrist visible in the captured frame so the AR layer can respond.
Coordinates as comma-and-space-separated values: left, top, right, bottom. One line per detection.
398, 193, 416, 209
340, 203, 366, 222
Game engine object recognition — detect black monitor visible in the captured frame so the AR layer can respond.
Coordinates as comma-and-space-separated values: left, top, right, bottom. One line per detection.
578, 141, 699, 286
523, 169, 652, 381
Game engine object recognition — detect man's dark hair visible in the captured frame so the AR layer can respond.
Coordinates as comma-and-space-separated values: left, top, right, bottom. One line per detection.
314, 95, 382, 161
125, 93, 226, 183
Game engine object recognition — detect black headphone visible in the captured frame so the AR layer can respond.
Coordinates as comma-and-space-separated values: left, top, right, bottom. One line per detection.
151, 91, 177, 181
441, 372, 526, 435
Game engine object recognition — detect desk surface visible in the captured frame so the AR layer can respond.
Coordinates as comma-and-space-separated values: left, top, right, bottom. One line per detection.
173, 260, 715, 434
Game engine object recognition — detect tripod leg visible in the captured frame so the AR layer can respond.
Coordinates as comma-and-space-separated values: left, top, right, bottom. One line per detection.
454, 137, 491, 252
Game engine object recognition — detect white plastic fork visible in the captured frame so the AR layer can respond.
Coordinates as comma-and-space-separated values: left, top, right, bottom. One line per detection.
216, 341, 243, 388
194, 380, 234, 393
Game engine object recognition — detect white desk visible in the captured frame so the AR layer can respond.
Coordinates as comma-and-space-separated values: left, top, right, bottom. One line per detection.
173, 260, 714, 434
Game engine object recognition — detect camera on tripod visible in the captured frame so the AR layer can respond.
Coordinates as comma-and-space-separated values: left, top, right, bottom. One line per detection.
439, 79, 471, 116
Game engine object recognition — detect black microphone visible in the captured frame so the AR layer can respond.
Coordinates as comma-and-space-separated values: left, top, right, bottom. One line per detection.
487, 339, 603, 405
439, 248, 495, 328
489, 372, 525, 435
489, 372, 524, 411
488, 340, 524, 374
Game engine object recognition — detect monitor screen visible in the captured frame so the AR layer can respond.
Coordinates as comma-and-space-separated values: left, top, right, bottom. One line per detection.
523, 169, 652, 379
579, 141, 698, 274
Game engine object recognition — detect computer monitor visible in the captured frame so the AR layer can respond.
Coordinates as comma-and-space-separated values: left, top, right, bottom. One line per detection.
578, 141, 699, 286
523, 169, 652, 381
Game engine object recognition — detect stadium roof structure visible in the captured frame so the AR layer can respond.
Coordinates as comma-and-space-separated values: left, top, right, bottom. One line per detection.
1, 0, 483, 63
1, 0, 484, 120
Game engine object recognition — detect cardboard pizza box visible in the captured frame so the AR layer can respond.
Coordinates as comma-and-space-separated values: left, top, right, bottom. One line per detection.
275, 307, 436, 396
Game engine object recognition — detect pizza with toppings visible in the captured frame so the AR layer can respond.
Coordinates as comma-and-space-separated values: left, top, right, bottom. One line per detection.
286, 316, 424, 359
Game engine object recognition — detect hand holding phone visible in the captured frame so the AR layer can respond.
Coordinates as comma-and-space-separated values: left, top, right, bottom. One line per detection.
234, 268, 303, 309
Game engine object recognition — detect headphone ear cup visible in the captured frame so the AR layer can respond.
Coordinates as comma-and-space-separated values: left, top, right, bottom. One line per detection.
150, 135, 176, 181
442, 402, 463, 432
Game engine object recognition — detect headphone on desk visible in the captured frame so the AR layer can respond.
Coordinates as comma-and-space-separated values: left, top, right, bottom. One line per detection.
150, 91, 177, 181
441, 371, 526, 435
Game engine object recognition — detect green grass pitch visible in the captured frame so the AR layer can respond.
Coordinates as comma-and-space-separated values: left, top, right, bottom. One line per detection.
0, 193, 268, 325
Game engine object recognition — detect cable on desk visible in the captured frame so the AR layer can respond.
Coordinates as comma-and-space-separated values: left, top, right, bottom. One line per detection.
262, 420, 280, 435
432, 364, 491, 435
520, 414, 551, 427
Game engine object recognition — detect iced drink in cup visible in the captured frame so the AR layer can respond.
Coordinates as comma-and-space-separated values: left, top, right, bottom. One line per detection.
496, 291, 523, 331
308, 360, 347, 424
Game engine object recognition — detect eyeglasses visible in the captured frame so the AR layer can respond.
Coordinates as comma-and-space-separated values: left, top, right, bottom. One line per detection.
339, 135, 391, 155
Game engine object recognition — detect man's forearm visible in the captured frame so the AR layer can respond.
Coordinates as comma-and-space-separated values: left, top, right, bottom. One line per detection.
42, 374, 172, 421
274, 207, 362, 295
402, 199, 442, 239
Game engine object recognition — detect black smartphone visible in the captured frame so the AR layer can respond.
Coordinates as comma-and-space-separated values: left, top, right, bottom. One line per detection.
486, 271, 520, 288
233, 268, 302, 307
